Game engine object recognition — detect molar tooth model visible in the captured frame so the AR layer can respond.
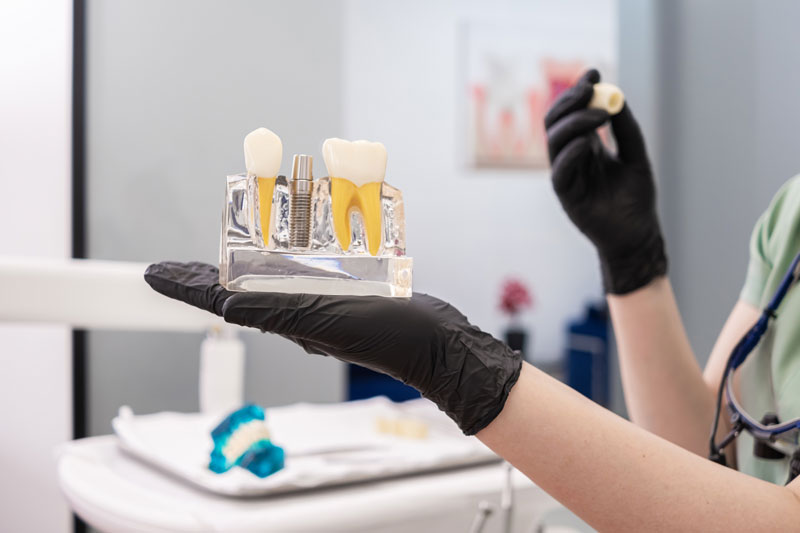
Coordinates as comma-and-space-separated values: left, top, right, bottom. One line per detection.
324, 138, 387, 257
220, 127, 412, 297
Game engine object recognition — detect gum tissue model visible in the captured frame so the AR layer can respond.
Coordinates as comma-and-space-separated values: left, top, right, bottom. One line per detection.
220, 128, 412, 297
209, 404, 285, 478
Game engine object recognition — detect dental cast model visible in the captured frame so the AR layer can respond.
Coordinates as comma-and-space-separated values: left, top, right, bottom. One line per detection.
244, 128, 283, 242
209, 404, 284, 478
589, 82, 625, 115
323, 138, 387, 256
221, 129, 412, 297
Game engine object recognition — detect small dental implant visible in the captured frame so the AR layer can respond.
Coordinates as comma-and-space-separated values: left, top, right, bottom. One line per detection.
289, 154, 313, 249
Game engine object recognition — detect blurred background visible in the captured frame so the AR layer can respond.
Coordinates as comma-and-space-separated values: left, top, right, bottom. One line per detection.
3, 0, 800, 531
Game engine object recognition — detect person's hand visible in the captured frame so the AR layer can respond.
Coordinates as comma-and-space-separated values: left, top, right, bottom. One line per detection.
144, 261, 522, 435
545, 69, 667, 294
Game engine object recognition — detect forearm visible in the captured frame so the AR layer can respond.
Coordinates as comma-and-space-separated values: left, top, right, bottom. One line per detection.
478, 363, 800, 532
607, 277, 715, 454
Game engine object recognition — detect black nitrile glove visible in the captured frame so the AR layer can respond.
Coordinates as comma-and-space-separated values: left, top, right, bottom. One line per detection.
545, 69, 667, 294
144, 261, 522, 435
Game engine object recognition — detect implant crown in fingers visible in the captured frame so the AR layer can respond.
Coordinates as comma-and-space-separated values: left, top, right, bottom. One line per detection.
588, 82, 625, 115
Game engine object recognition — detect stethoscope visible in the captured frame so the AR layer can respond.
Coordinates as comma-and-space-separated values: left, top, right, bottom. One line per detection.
709, 251, 800, 484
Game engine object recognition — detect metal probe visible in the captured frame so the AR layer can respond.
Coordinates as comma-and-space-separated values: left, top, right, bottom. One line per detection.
289, 154, 313, 249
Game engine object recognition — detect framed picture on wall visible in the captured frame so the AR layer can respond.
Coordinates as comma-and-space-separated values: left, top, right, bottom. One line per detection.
461, 19, 617, 170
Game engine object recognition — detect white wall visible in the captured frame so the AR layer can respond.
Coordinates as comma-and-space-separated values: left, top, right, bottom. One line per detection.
84, 0, 347, 435
342, 0, 615, 361
0, 1, 73, 532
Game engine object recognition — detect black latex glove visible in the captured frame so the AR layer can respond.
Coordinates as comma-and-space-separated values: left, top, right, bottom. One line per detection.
545, 69, 667, 294
144, 261, 522, 435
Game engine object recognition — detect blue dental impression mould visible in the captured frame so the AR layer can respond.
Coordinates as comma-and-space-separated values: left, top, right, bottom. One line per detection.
209, 404, 285, 478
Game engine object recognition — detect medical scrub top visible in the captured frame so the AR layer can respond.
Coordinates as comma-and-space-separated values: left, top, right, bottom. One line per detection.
738, 174, 800, 484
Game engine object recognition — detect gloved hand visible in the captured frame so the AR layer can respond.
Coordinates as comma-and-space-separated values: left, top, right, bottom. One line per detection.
545, 69, 667, 294
144, 261, 522, 435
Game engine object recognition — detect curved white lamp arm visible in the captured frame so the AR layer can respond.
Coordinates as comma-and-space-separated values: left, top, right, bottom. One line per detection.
0, 257, 241, 412
0, 257, 225, 332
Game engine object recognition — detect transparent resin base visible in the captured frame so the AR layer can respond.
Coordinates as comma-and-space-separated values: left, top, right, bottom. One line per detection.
220, 173, 412, 297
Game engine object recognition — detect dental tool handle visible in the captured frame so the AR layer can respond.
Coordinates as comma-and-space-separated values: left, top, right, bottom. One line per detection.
501, 461, 514, 533
199, 328, 245, 414
289, 154, 313, 249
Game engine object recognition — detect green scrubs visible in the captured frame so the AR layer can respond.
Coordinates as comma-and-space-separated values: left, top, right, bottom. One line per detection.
738, 175, 800, 484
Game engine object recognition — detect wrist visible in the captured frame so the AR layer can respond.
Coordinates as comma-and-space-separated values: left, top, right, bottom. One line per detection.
599, 231, 667, 295
427, 336, 523, 436
605, 274, 669, 304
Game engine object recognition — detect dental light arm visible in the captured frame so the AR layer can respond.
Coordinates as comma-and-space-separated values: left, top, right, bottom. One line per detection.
0, 257, 224, 331
0, 257, 237, 413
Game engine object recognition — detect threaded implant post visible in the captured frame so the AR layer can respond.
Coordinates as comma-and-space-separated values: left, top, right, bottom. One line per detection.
289, 154, 313, 249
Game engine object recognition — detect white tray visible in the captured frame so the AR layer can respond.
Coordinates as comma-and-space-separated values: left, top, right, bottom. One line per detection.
112, 397, 499, 497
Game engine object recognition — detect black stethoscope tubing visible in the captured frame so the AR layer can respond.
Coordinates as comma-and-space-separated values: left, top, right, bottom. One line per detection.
709, 251, 800, 473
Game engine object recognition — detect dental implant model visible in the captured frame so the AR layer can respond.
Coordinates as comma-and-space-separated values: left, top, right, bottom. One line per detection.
288, 154, 313, 249
220, 127, 412, 297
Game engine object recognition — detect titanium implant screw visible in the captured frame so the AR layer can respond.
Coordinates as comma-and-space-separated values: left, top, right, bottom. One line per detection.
289, 154, 313, 249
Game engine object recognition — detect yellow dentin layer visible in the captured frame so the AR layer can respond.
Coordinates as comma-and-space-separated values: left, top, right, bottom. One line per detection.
331, 178, 383, 256
257, 177, 276, 246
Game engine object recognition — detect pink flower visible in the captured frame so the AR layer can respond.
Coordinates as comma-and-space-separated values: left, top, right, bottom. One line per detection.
499, 278, 533, 316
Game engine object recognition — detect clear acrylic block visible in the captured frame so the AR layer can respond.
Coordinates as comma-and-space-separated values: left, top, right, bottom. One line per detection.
220, 173, 413, 297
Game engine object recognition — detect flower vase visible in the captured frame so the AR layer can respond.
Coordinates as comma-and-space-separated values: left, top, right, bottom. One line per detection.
503, 315, 531, 360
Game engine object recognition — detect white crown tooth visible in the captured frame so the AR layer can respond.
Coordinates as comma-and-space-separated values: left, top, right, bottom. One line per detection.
323, 138, 387, 186
244, 127, 283, 178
